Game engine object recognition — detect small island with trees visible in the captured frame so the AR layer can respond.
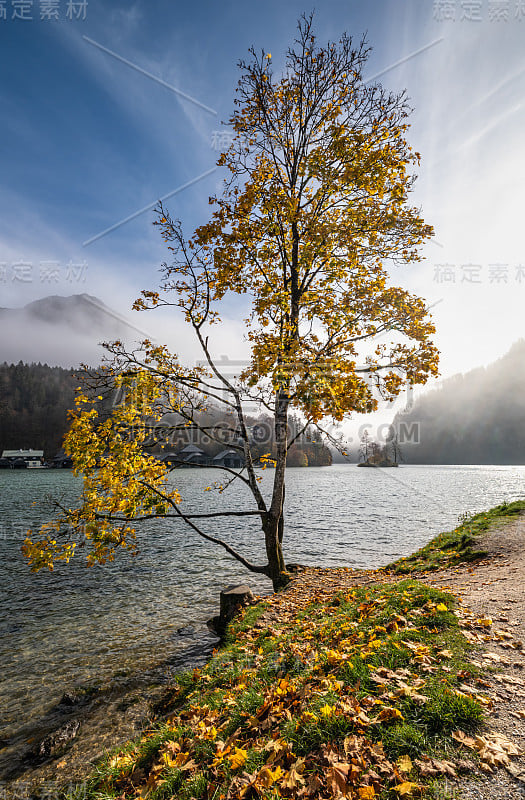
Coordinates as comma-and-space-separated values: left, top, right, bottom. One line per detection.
357, 428, 402, 467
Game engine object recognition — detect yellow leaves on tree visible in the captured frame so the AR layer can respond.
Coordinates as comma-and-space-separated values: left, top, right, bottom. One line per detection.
170, 12, 439, 425
23, 367, 182, 571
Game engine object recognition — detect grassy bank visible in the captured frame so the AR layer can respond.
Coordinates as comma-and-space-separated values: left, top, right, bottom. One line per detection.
67, 579, 485, 800
33, 499, 525, 799
387, 500, 525, 575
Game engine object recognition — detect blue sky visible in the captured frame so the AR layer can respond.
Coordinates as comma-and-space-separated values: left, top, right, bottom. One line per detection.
1, 0, 525, 388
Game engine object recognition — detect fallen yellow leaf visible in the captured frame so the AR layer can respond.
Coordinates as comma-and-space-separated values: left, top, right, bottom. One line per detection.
256, 765, 283, 788
452, 730, 476, 749
375, 706, 404, 723
397, 754, 413, 773
228, 746, 248, 770
393, 781, 423, 796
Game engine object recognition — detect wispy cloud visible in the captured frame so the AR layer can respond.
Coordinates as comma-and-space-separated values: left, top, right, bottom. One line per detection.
83, 167, 218, 247
365, 37, 444, 84
460, 62, 525, 118
458, 101, 523, 151
83, 35, 218, 115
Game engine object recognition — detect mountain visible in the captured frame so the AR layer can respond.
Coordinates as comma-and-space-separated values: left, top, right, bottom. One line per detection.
392, 340, 525, 464
0, 294, 146, 368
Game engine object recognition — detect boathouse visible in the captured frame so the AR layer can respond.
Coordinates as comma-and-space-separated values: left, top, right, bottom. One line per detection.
1, 449, 44, 468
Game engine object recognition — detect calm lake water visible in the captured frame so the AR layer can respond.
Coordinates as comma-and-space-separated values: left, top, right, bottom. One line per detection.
1, 464, 525, 744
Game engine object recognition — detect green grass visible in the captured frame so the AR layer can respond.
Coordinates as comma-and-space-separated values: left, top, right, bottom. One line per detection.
60, 579, 486, 800
387, 500, 525, 574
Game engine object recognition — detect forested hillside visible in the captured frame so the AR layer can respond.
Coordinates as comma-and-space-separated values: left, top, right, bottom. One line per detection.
393, 340, 525, 464
0, 364, 332, 466
0, 362, 77, 458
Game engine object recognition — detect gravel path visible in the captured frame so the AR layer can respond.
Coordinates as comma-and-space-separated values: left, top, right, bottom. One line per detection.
423, 513, 525, 799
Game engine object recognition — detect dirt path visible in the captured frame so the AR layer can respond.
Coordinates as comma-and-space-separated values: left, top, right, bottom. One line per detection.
423, 514, 525, 799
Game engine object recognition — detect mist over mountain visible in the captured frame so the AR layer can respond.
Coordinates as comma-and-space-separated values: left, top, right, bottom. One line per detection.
0, 294, 146, 368
393, 340, 525, 464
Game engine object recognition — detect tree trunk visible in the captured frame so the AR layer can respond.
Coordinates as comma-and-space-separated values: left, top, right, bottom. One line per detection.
264, 388, 292, 591
278, 483, 285, 545
263, 513, 290, 591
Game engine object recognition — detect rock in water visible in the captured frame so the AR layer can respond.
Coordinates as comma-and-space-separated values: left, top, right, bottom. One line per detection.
27, 719, 81, 763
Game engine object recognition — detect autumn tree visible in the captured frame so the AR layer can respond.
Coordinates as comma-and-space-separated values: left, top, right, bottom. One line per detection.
23, 15, 438, 590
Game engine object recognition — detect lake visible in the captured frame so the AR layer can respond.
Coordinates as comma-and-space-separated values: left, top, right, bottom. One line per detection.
1, 464, 525, 748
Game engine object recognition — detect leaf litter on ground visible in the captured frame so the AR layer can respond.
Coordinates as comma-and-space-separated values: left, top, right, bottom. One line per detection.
63, 577, 525, 800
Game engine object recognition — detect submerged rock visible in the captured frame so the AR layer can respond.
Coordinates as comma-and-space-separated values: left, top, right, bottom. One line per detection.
58, 684, 99, 709
175, 625, 196, 637
26, 719, 81, 763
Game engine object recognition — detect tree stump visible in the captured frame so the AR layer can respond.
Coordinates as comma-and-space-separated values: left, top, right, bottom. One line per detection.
207, 584, 254, 638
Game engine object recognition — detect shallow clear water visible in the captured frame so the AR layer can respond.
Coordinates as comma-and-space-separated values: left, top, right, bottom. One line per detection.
1, 463, 525, 740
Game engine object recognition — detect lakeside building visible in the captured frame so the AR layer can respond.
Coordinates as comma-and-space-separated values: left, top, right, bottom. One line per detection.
160, 444, 210, 467
213, 449, 244, 468
0, 449, 44, 468
159, 445, 245, 469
